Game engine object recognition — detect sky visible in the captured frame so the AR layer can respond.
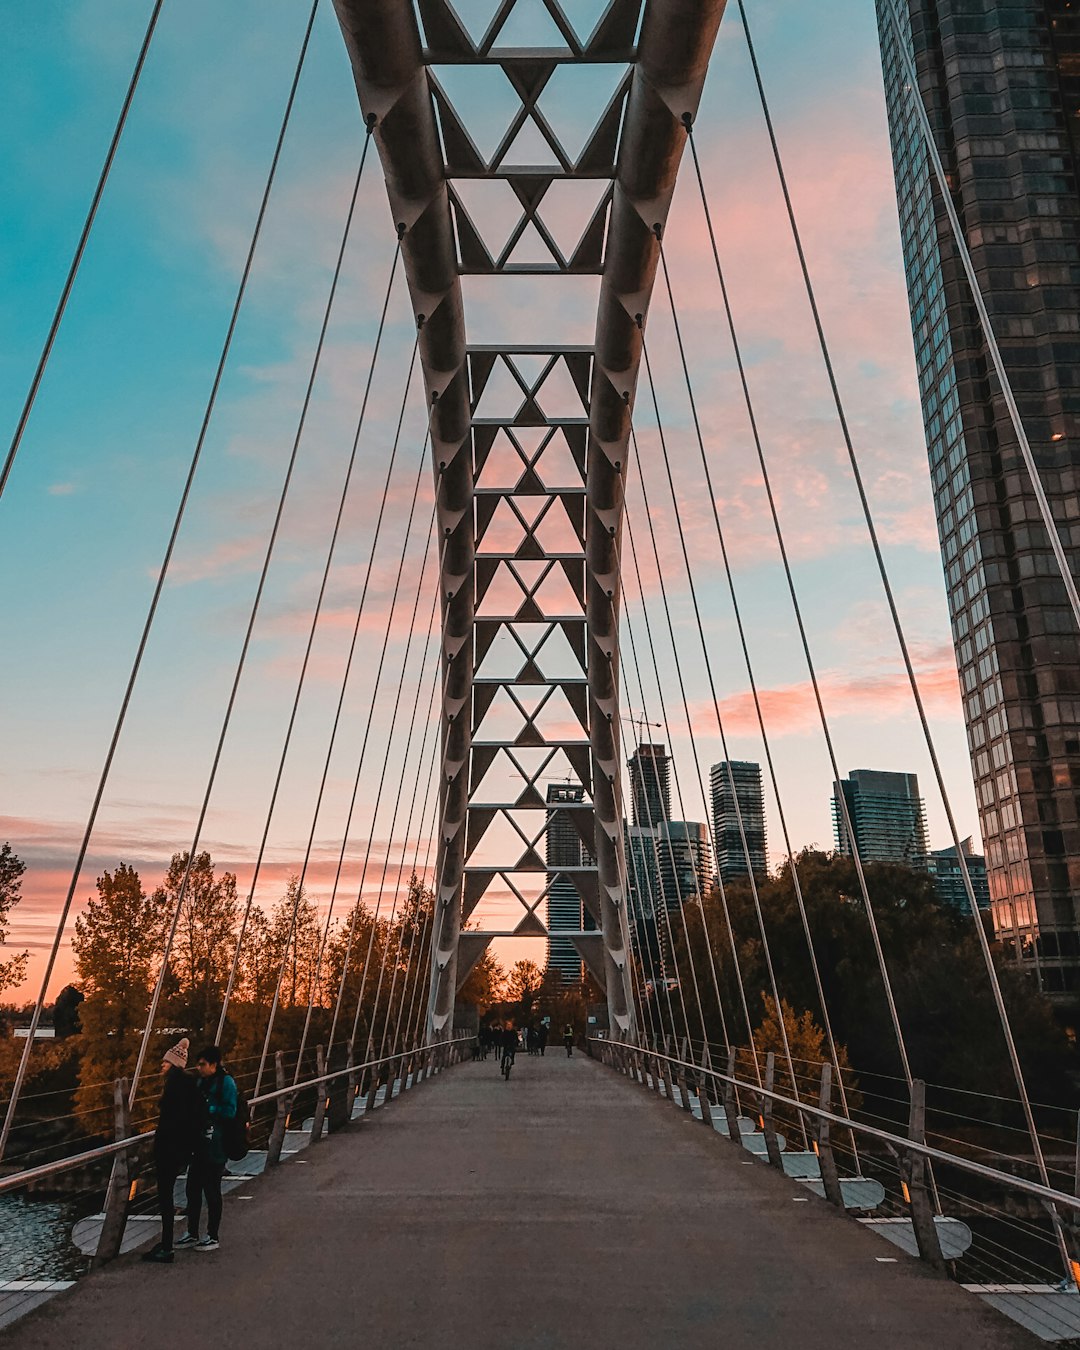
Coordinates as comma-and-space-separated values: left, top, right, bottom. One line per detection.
0, 0, 978, 1000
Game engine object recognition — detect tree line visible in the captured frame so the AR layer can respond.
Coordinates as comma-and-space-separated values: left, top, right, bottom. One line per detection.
0, 843, 436, 1143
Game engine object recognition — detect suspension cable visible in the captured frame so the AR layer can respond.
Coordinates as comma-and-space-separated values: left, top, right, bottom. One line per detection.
215, 234, 402, 1041
618, 672, 684, 1046
683, 127, 915, 1109
624, 501, 760, 1080
319, 465, 436, 1058
368, 624, 442, 1066
128, 121, 374, 1109
617, 529, 712, 1056
655, 241, 858, 1156
0, 0, 320, 1162
397, 759, 442, 1052
0, 0, 166, 503
297, 579, 440, 1081
637, 320, 803, 1138
254, 447, 434, 1096
614, 747, 667, 1052
736, 0, 1058, 1240
341, 537, 440, 1058
383, 675, 443, 1057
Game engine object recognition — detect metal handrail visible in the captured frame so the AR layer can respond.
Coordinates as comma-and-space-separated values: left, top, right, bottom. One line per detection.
0, 1036, 471, 1197
592, 1038, 1080, 1218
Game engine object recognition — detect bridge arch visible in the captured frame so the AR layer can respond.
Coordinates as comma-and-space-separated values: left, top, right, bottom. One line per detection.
331, 0, 725, 1033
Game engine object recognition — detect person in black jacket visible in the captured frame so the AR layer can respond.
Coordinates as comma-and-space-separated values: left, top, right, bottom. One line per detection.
142, 1037, 204, 1265
177, 1044, 238, 1253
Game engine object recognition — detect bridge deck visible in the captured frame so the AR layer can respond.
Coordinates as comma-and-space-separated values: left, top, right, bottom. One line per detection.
6, 1052, 1036, 1348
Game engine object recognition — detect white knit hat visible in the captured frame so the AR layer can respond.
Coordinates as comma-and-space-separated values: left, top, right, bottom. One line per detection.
163, 1037, 189, 1070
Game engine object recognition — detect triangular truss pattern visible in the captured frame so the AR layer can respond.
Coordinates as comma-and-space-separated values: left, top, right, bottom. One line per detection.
343, 0, 724, 1035
459, 342, 598, 946
426, 0, 634, 274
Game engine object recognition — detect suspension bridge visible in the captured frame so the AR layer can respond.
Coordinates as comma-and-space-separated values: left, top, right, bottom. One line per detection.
3, 0, 1080, 1343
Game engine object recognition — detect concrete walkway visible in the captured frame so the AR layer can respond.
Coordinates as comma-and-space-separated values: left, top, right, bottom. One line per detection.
5, 1051, 1036, 1349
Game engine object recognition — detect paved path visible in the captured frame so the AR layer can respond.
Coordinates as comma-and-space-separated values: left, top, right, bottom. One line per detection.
5, 1051, 1036, 1349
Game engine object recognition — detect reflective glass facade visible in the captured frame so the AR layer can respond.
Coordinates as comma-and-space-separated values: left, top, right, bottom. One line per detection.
833, 769, 929, 868
545, 783, 594, 984
710, 760, 768, 881
877, 0, 1080, 993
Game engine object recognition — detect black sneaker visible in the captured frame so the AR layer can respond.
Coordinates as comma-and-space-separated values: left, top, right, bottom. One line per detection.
141, 1245, 174, 1264
174, 1233, 198, 1249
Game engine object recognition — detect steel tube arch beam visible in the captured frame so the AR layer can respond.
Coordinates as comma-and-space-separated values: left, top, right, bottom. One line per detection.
333, 0, 473, 1032
587, 0, 726, 1029
332, 0, 725, 1036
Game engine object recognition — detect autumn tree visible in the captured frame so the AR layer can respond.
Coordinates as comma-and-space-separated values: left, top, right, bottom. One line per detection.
750, 995, 860, 1132
269, 876, 323, 1010
323, 899, 384, 1051
155, 851, 239, 1036
505, 958, 543, 1013
73, 863, 167, 1116
459, 946, 505, 1015
0, 843, 29, 997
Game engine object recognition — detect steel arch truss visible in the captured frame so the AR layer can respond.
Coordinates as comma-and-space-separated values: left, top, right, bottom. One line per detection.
332, 0, 725, 1034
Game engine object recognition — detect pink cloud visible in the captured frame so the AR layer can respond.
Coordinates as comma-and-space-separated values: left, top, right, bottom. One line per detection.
689, 646, 961, 739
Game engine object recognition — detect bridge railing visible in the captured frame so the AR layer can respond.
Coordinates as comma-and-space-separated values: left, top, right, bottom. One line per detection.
0, 1035, 472, 1199
0, 1033, 472, 1328
590, 1036, 1080, 1296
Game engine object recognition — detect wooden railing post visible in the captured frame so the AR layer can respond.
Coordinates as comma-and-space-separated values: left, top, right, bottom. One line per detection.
904, 1079, 945, 1268
266, 1052, 289, 1167
94, 1077, 135, 1265
723, 1049, 742, 1145
760, 1052, 784, 1170
815, 1062, 844, 1208
309, 1045, 328, 1145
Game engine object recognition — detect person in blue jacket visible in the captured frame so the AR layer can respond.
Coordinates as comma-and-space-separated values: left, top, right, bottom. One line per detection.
176, 1044, 237, 1252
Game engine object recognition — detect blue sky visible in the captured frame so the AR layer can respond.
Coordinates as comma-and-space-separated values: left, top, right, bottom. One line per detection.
0, 0, 978, 994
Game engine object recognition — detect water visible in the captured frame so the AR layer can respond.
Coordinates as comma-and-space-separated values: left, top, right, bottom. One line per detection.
0, 1194, 91, 1284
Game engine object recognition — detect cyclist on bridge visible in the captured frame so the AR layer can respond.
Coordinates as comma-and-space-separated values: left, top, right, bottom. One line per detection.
499, 1024, 518, 1079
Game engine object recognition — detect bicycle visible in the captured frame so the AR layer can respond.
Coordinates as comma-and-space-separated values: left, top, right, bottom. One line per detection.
501, 1050, 514, 1080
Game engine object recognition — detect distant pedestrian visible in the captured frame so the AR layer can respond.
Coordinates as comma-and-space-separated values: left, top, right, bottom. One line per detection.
142, 1038, 203, 1265
176, 1045, 237, 1253
563, 1024, 574, 1057
537, 1024, 548, 1056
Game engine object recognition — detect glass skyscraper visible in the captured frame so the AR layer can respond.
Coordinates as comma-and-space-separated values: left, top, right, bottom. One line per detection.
545, 783, 594, 984
710, 760, 768, 881
876, 0, 1080, 994
833, 769, 930, 869
628, 742, 672, 828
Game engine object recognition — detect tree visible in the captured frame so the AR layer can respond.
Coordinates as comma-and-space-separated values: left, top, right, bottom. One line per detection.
269, 876, 323, 1010
506, 958, 544, 1012
751, 995, 860, 1131
674, 850, 1076, 1125
73, 863, 167, 1117
0, 843, 29, 996
154, 851, 239, 1036
53, 984, 84, 1039
459, 947, 505, 1013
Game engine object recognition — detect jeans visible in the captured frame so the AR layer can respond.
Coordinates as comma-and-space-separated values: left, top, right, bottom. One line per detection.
186, 1158, 226, 1240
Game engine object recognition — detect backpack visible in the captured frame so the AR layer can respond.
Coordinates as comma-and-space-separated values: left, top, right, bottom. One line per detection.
222, 1076, 250, 1162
